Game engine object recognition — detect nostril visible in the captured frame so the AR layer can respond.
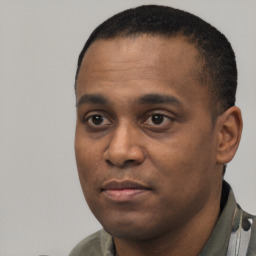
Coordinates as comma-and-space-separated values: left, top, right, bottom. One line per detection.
105, 158, 138, 168
105, 159, 115, 167
125, 159, 136, 164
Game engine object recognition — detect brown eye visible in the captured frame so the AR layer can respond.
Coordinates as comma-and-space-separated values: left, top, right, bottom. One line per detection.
91, 115, 104, 125
151, 114, 164, 125
143, 113, 173, 127
84, 114, 112, 128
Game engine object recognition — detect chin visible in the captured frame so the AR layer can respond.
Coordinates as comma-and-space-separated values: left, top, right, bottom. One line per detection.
104, 225, 155, 241
99, 214, 169, 241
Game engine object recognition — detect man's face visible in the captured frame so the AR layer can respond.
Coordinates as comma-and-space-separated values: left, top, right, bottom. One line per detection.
75, 35, 222, 240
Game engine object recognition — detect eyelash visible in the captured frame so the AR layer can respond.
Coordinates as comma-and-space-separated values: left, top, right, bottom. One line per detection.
83, 112, 175, 131
143, 113, 174, 126
83, 114, 112, 126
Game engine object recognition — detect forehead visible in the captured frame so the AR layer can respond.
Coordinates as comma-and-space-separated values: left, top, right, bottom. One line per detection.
78, 35, 201, 84
76, 35, 211, 112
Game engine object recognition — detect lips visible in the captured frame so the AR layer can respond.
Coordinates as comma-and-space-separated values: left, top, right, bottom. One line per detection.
101, 180, 151, 202
102, 180, 149, 190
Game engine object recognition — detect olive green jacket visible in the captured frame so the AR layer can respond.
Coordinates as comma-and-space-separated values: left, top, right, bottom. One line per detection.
69, 182, 256, 256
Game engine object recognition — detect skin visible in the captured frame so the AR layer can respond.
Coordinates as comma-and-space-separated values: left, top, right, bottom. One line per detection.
75, 35, 242, 256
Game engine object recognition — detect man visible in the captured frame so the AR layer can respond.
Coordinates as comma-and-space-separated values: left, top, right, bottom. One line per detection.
70, 5, 256, 256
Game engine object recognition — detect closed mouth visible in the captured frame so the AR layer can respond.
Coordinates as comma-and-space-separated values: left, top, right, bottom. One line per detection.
101, 180, 150, 191
101, 180, 151, 202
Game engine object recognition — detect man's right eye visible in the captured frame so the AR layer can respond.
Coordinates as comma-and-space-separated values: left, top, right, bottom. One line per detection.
84, 114, 112, 128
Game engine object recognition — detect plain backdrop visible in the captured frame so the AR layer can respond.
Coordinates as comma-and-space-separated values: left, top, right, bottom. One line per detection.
0, 0, 255, 255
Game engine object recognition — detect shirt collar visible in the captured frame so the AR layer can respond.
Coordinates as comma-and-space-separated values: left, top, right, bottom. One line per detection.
199, 181, 237, 255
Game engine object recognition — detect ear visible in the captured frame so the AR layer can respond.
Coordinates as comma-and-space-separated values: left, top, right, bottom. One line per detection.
216, 106, 243, 164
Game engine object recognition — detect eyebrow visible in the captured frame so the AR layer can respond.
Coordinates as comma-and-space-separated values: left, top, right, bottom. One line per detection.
136, 94, 181, 106
76, 94, 108, 107
76, 93, 181, 108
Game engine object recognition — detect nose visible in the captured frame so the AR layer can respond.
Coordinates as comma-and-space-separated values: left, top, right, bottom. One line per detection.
103, 123, 145, 168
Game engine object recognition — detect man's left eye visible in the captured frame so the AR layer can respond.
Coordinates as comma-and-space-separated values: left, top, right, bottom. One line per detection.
144, 114, 172, 126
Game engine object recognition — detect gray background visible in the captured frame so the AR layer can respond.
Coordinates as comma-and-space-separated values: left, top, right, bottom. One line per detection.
0, 0, 255, 255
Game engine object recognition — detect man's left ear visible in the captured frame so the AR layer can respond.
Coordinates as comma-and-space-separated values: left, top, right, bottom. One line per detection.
216, 106, 243, 164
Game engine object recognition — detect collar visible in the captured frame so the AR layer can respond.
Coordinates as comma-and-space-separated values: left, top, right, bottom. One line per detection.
199, 181, 236, 255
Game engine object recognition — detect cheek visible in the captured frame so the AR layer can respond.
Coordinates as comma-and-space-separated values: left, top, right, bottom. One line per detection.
147, 135, 217, 219
75, 135, 102, 185
75, 142, 103, 209
149, 129, 216, 186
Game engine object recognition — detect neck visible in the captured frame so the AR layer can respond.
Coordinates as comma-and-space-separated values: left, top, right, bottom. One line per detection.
114, 184, 222, 256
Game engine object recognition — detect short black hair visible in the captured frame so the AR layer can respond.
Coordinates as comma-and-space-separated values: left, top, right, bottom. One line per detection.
75, 5, 237, 113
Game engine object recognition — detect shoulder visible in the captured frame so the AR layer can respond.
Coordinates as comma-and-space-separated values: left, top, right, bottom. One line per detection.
69, 230, 103, 256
